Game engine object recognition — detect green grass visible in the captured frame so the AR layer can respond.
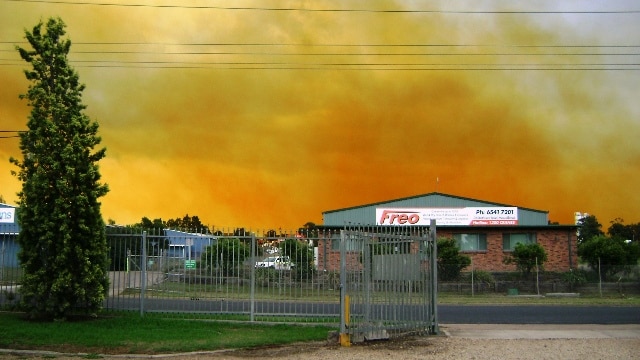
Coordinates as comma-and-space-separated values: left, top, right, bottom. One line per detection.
0, 293, 638, 356
0, 312, 334, 355
437, 292, 640, 305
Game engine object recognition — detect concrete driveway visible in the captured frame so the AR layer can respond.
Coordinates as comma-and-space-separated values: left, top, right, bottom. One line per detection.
441, 324, 640, 339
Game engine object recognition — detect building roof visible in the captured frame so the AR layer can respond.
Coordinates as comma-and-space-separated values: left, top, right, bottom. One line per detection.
323, 192, 548, 215
322, 192, 557, 227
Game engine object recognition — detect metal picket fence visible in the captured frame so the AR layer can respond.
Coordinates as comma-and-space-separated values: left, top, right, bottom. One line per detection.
0, 234, 22, 309
105, 226, 345, 323
2, 224, 439, 342
338, 222, 438, 344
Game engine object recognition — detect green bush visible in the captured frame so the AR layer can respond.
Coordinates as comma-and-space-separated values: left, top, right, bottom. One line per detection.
437, 238, 471, 281
255, 268, 279, 283
467, 270, 495, 285
503, 243, 547, 279
561, 269, 587, 288
577, 235, 640, 280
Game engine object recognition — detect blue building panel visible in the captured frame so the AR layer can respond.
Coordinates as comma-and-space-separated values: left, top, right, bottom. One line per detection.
163, 229, 217, 258
0, 204, 20, 268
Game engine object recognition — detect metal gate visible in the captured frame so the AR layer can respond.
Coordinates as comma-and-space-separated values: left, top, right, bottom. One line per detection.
339, 220, 438, 344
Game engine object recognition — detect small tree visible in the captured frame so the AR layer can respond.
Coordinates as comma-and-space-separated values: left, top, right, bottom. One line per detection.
437, 238, 471, 281
578, 235, 640, 280
166, 214, 210, 233
280, 238, 313, 279
10, 18, 109, 320
201, 238, 250, 276
577, 215, 604, 245
503, 243, 547, 278
607, 218, 640, 244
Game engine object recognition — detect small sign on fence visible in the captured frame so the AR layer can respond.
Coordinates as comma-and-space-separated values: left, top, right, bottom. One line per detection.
185, 260, 196, 269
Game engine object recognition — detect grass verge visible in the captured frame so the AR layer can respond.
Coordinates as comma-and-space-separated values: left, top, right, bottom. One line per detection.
0, 295, 637, 355
0, 312, 334, 355
437, 292, 640, 305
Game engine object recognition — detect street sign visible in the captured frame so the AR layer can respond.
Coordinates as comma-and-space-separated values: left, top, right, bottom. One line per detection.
185, 260, 196, 269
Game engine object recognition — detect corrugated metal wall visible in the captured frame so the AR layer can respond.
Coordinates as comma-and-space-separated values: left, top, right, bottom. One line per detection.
323, 193, 549, 226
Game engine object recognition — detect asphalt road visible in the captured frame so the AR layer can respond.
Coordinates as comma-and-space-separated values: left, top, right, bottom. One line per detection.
104, 297, 640, 325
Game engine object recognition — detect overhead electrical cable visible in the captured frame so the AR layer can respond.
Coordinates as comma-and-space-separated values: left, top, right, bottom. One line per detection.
2, 41, 640, 48
1, 41, 638, 70
3, 0, 640, 13
0, 130, 24, 139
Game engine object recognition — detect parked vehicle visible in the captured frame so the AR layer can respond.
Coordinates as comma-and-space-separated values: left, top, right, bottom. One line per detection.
265, 247, 279, 254
255, 256, 294, 270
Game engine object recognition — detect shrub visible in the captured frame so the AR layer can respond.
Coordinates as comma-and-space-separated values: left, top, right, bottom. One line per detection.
437, 238, 471, 281
577, 235, 640, 280
561, 269, 587, 290
503, 243, 547, 279
468, 270, 495, 285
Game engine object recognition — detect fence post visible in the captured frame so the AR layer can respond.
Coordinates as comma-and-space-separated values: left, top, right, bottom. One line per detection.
250, 233, 256, 322
0, 241, 5, 282
429, 219, 439, 335
471, 258, 474, 297
140, 230, 147, 317
598, 257, 602, 297
363, 235, 371, 325
536, 257, 540, 296
339, 229, 350, 346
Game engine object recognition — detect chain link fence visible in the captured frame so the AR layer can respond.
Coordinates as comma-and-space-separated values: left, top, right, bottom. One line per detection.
437, 262, 640, 296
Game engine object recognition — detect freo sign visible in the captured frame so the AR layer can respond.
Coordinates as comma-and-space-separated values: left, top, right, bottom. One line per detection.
376, 207, 518, 226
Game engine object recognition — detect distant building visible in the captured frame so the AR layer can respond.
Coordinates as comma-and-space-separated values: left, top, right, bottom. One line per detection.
316, 192, 578, 273
163, 229, 217, 260
0, 204, 20, 268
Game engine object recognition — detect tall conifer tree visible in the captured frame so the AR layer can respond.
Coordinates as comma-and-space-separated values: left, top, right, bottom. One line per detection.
10, 18, 109, 319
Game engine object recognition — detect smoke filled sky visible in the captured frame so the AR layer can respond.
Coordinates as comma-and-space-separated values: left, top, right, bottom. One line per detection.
1, 1, 639, 230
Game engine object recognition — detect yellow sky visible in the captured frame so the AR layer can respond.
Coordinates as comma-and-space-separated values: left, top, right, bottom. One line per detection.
1, 1, 639, 230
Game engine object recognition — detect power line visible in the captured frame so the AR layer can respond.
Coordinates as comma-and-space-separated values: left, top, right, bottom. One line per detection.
1, 62, 637, 70
3, 0, 640, 13
0, 130, 24, 140
0, 60, 638, 70
1, 41, 638, 70
2, 41, 640, 48
2, 48, 640, 56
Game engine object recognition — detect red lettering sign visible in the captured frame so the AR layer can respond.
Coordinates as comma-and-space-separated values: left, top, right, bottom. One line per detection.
379, 210, 420, 225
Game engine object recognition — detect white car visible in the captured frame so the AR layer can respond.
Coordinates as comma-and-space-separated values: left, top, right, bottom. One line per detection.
255, 256, 295, 270
265, 247, 279, 254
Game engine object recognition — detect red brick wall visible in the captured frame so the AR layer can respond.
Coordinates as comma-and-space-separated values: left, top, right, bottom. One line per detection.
316, 238, 362, 271
437, 229, 578, 272
316, 228, 578, 273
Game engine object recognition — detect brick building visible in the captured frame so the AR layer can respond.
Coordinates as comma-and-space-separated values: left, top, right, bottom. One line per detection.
316, 192, 578, 273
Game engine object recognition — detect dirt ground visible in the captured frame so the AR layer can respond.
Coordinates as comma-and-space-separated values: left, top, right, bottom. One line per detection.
1, 327, 638, 360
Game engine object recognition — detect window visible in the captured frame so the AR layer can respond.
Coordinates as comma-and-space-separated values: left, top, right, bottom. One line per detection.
453, 233, 487, 251
502, 233, 536, 251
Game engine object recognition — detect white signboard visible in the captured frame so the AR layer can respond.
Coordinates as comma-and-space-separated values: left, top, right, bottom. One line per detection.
376, 207, 518, 226
0, 208, 15, 223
